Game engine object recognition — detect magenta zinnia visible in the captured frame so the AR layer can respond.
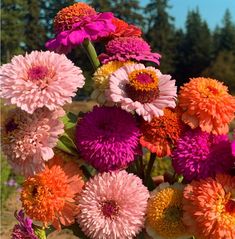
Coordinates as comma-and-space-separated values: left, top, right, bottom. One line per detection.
77, 170, 149, 239
0, 51, 85, 114
99, 36, 161, 64
107, 63, 177, 121
75, 106, 140, 172
172, 128, 234, 181
1, 108, 64, 176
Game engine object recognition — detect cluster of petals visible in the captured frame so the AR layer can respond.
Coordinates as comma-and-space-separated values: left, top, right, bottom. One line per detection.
179, 77, 235, 135
99, 36, 161, 65
76, 106, 140, 172
21, 156, 84, 230
11, 210, 38, 239
183, 174, 235, 239
0, 51, 85, 114
1, 107, 64, 177
46, 11, 115, 54
140, 108, 185, 157
172, 128, 234, 181
107, 63, 177, 121
146, 182, 190, 239
77, 170, 149, 239
91, 60, 133, 105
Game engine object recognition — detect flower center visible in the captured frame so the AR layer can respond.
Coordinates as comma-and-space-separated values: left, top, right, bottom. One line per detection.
5, 118, 18, 133
101, 200, 119, 218
225, 199, 235, 214
163, 206, 183, 222
207, 85, 219, 95
126, 69, 159, 103
28, 66, 48, 81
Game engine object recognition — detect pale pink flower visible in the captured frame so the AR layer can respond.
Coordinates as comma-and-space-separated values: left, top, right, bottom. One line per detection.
77, 170, 149, 239
1, 107, 64, 177
0, 51, 85, 114
107, 63, 177, 121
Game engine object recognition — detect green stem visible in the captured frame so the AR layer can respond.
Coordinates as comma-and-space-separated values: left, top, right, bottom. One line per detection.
82, 39, 100, 71
144, 153, 156, 185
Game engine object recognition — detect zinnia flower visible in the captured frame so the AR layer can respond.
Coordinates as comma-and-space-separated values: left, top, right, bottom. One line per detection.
11, 210, 38, 239
1, 107, 64, 177
179, 77, 235, 135
46, 3, 115, 54
75, 106, 140, 172
77, 170, 149, 239
21, 156, 84, 230
146, 183, 190, 239
140, 108, 185, 157
99, 36, 161, 64
107, 17, 142, 39
91, 61, 133, 105
0, 51, 85, 114
172, 128, 234, 181
183, 174, 235, 239
107, 63, 177, 121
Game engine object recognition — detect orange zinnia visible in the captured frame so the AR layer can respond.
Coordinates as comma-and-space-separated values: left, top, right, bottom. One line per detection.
179, 77, 235, 135
183, 174, 235, 239
21, 155, 84, 230
140, 108, 185, 157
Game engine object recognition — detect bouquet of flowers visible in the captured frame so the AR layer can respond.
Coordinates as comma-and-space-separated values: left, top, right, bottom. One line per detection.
1, 2, 235, 239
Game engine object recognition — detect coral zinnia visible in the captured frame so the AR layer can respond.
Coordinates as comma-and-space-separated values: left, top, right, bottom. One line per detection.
99, 36, 161, 65
107, 63, 177, 121
75, 106, 140, 172
107, 17, 142, 39
140, 108, 185, 157
21, 156, 84, 230
183, 174, 235, 239
77, 170, 149, 239
179, 77, 235, 135
46, 3, 115, 54
146, 183, 190, 239
172, 128, 234, 181
1, 108, 64, 177
0, 51, 85, 114
11, 210, 38, 239
91, 61, 133, 105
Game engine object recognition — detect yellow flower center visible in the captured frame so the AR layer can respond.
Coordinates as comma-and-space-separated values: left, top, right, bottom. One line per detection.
146, 187, 187, 238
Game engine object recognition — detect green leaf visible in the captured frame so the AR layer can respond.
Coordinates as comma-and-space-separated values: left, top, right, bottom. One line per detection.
67, 224, 89, 239
33, 225, 47, 239
61, 112, 78, 130
56, 133, 78, 156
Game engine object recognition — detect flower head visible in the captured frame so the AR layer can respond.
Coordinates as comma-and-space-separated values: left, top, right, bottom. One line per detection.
46, 7, 115, 54
179, 77, 235, 135
146, 183, 189, 239
107, 18, 142, 39
183, 174, 235, 239
107, 63, 177, 121
99, 36, 161, 64
91, 61, 133, 105
21, 156, 84, 230
75, 106, 140, 172
53, 2, 96, 33
77, 170, 149, 239
11, 210, 38, 239
172, 128, 234, 181
0, 51, 85, 114
140, 108, 185, 157
1, 108, 64, 177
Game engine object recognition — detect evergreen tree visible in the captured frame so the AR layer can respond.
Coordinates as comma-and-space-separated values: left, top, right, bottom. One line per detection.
1, 0, 26, 62
145, 0, 176, 74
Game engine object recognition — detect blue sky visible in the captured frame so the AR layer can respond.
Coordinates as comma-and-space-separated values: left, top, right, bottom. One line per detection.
141, 0, 235, 29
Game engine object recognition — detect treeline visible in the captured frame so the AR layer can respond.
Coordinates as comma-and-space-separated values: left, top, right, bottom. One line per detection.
1, 0, 235, 93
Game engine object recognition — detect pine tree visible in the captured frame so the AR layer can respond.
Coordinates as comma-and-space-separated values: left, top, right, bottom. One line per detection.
1, 0, 26, 62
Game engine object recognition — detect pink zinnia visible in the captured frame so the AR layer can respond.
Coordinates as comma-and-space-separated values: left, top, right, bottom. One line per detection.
75, 106, 140, 172
77, 170, 149, 239
172, 128, 234, 181
46, 12, 116, 54
99, 37, 161, 64
1, 108, 64, 177
0, 51, 85, 114
107, 63, 177, 121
